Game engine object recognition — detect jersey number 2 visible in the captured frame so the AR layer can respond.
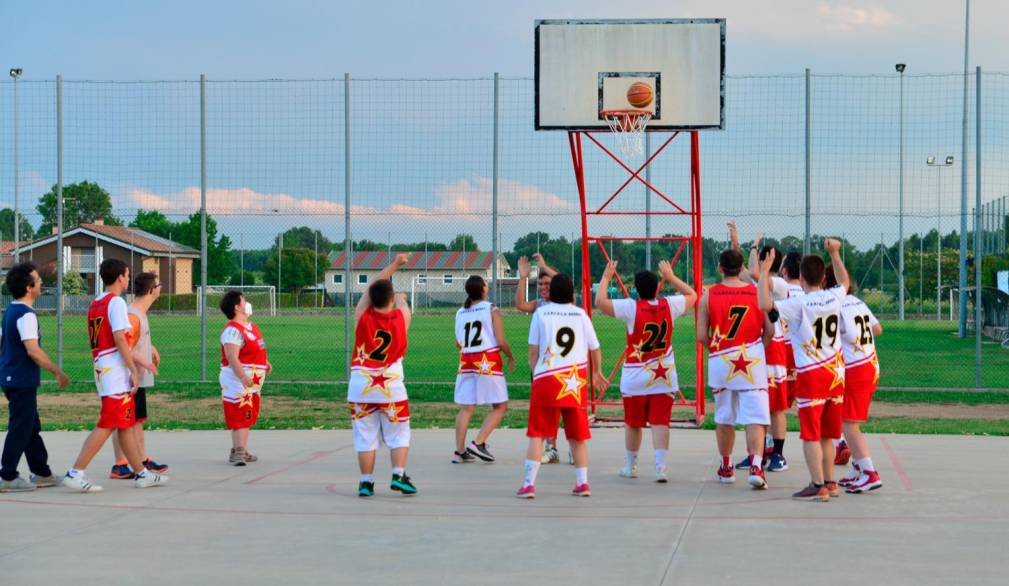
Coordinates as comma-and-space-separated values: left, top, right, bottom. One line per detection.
368, 330, 393, 361
463, 321, 483, 348
641, 321, 669, 353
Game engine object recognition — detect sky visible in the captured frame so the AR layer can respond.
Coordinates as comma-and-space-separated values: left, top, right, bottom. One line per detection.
1, 1, 1006, 254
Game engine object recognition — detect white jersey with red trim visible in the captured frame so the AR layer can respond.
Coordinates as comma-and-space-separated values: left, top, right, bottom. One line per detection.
775, 285, 846, 376
528, 303, 600, 379
839, 295, 880, 369
454, 301, 499, 354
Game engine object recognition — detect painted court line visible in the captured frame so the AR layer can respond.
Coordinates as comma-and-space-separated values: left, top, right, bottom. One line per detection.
879, 436, 913, 492
244, 448, 346, 485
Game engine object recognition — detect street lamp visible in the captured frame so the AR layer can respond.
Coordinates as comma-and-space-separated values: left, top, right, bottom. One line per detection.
928, 154, 955, 319
10, 67, 22, 261
896, 63, 906, 320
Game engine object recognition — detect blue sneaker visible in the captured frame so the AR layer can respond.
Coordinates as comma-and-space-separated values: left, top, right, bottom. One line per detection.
358, 481, 375, 497
143, 459, 169, 473
110, 464, 135, 479
734, 455, 751, 470
390, 473, 417, 496
766, 452, 789, 472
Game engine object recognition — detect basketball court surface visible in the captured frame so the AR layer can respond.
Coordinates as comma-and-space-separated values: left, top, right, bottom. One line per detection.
1, 429, 1004, 585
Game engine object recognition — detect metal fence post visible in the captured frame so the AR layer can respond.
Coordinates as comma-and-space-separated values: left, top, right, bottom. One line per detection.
12, 71, 20, 262
492, 72, 500, 303
974, 65, 982, 388
200, 74, 208, 382
343, 73, 352, 381
958, 0, 970, 337
898, 67, 906, 320
56, 75, 64, 368
804, 68, 812, 255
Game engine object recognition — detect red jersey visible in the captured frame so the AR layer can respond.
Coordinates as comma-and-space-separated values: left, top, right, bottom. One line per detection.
220, 321, 268, 368
88, 294, 118, 361
352, 306, 408, 370
706, 283, 768, 390
625, 298, 674, 364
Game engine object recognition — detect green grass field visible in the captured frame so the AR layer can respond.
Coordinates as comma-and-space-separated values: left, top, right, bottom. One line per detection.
36, 312, 1009, 390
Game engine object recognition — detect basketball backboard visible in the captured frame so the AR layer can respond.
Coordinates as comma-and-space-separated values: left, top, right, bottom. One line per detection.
535, 19, 725, 131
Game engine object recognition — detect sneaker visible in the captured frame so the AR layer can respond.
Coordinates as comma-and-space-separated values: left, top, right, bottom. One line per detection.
655, 466, 669, 483
134, 472, 168, 488
748, 466, 767, 490
515, 485, 536, 499
0, 476, 36, 492
452, 450, 476, 464
619, 463, 639, 478
734, 455, 751, 470
61, 472, 103, 493
834, 441, 851, 466
792, 483, 830, 502
110, 464, 135, 479
542, 447, 560, 465
838, 465, 862, 487
825, 480, 840, 498
390, 473, 418, 496
143, 459, 169, 473
467, 441, 495, 463
358, 481, 375, 497
846, 470, 883, 494
717, 464, 736, 484
766, 452, 789, 472
572, 483, 591, 497
29, 473, 59, 488
229, 448, 247, 467
242, 450, 258, 463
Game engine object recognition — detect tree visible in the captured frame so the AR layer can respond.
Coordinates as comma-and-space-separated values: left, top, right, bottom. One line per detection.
129, 209, 236, 286
262, 248, 328, 294
448, 234, 479, 252
62, 271, 87, 295
37, 181, 122, 233
0, 208, 35, 242
277, 226, 332, 251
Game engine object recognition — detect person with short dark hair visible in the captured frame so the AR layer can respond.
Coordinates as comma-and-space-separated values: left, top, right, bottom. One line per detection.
219, 291, 271, 465
0, 263, 69, 493
109, 272, 166, 479
348, 254, 416, 497
595, 259, 697, 483
62, 259, 167, 492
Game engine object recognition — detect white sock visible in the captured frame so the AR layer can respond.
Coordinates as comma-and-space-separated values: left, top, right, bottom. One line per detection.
856, 457, 874, 472
833, 438, 843, 447
135, 468, 149, 478
750, 454, 762, 470
392, 467, 405, 477
523, 459, 541, 487
654, 449, 668, 468
68, 468, 83, 478
625, 450, 638, 467
575, 467, 588, 485
360, 474, 374, 483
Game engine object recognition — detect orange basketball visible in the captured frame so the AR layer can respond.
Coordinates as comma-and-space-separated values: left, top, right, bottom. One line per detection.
626, 82, 654, 109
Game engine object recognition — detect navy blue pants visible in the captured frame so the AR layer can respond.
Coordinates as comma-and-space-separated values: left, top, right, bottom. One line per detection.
1, 386, 52, 481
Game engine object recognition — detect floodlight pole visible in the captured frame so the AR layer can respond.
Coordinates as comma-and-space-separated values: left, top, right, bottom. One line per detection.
804, 68, 812, 255
11, 68, 21, 261
897, 64, 906, 320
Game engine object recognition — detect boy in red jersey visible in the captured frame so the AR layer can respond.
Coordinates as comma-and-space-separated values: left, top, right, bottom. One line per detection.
219, 291, 271, 465
697, 250, 774, 490
61, 259, 168, 492
595, 260, 696, 483
758, 239, 850, 501
348, 254, 415, 497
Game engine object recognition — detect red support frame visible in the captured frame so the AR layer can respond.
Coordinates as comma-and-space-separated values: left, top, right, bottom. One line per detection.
567, 130, 705, 426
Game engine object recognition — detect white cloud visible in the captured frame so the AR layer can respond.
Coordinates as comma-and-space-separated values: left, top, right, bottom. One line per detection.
817, 2, 898, 32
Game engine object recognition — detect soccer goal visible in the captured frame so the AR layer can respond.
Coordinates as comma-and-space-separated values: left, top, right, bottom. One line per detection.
197, 285, 277, 317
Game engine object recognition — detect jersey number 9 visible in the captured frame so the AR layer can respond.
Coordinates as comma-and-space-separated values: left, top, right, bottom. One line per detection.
555, 326, 576, 357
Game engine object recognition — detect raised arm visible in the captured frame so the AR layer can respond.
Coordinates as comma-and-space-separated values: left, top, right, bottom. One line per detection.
824, 239, 849, 293
657, 259, 697, 310
355, 253, 410, 320
594, 260, 618, 317
533, 252, 558, 277
747, 232, 764, 281
756, 248, 776, 313
491, 308, 515, 374
515, 256, 537, 314
394, 292, 411, 331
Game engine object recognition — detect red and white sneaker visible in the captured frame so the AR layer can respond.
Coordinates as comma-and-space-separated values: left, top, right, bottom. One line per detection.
717, 464, 735, 484
515, 485, 536, 499
845, 470, 882, 494
838, 464, 862, 487
834, 440, 851, 466
572, 483, 591, 497
748, 466, 767, 490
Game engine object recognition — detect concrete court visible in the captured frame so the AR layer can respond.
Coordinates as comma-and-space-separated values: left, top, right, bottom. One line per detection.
0, 429, 1005, 586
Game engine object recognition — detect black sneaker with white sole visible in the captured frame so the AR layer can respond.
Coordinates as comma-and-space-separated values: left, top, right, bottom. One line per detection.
452, 450, 476, 464
467, 441, 495, 462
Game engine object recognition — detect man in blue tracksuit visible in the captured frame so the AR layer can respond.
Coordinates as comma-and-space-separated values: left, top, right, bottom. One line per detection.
0, 262, 70, 492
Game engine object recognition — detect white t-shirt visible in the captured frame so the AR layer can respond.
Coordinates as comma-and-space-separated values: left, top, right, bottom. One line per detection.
611, 295, 688, 334
528, 303, 600, 378
775, 286, 846, 373
839, 295, 880, 368
7, 301, 40, 341
220, 325, 247, 348
94, 292, 131, 369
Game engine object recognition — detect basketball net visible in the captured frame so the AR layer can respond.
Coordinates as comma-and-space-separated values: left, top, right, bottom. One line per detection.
600, 110, 652, 157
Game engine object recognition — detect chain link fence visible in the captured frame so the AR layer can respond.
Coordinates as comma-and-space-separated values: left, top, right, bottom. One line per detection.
2, 73, 1007, 389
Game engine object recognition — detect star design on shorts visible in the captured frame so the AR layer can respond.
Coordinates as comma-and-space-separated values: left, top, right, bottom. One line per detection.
362, 368, 399, 399
237, 390, 255, 409
540, 345, 557, 368
801, 337, 821, 360
353, 344, 368, 365
250, 370, 263, 387
457, 355, 468, 373
382, 402, 407, 423
645, 358, 672, 388
476, 353, 496, 375
627, 340, 645, 362
350, 403, 373, 421
553, 365, 585, 404
825, 353, 845, 392
709, 326, 726, 348
723, 346, 759, 384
